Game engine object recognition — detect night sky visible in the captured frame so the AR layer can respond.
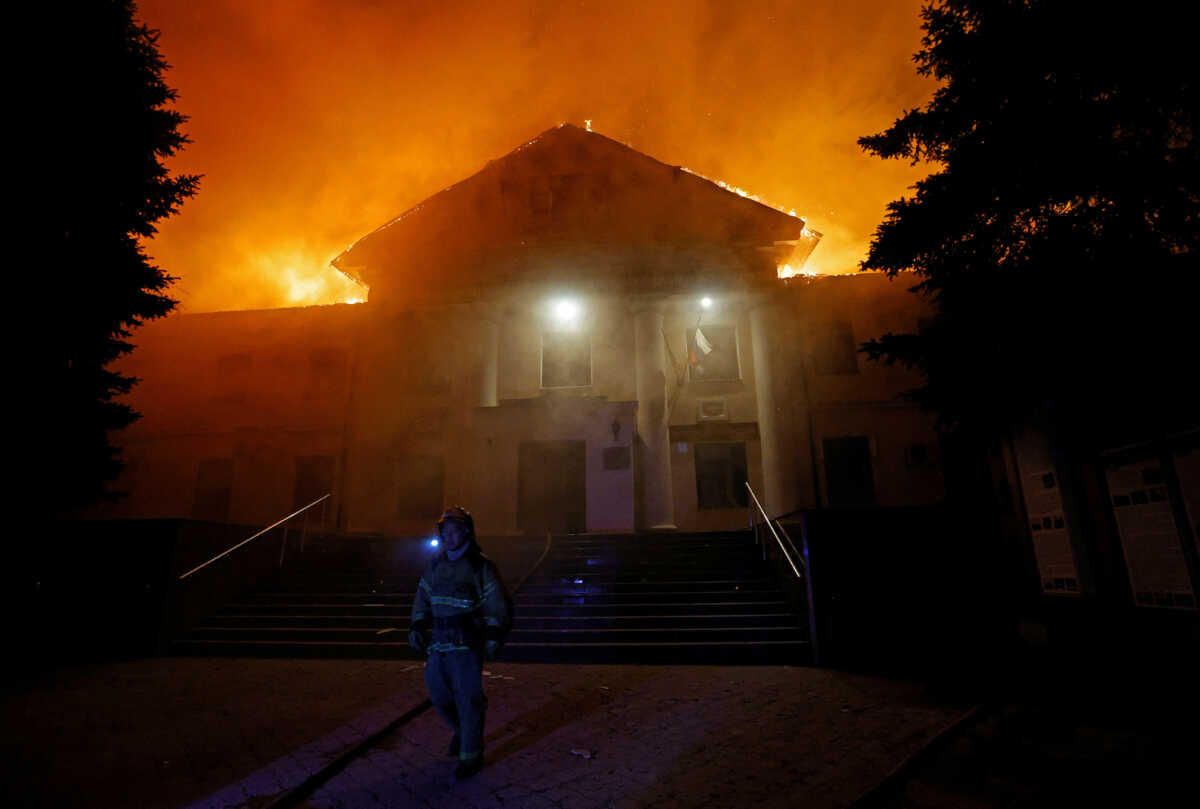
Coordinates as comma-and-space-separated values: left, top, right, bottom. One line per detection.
139, 0, 934, 311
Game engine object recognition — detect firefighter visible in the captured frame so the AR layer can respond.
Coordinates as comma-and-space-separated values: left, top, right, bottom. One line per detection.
408, 506, 514, 779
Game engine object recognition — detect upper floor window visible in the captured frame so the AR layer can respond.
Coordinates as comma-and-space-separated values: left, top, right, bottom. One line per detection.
687, 325, 740, 382
214, 353, 253, 402
396, 454, 445, 520
307, 347, 346, 398
192, 458, 233, 522
542, 331, 591, 388
814, 321, 859, 375
293, 455, 335, 511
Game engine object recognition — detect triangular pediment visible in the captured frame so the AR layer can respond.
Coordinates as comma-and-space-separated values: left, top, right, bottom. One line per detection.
332, 125, 812, 296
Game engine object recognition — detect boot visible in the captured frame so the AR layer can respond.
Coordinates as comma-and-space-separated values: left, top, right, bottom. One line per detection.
454, 753, 484, 780
447, 734, 460, 758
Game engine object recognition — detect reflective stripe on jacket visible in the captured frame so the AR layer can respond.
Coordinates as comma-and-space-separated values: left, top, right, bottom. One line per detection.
410, 542, 513, 652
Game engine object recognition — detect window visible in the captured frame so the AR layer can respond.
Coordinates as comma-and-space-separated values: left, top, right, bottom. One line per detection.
694, 442, 749, 509
397, 454, 445, 520
823, 436, 876, 506
294, 455, 335, 511
215, 353, 253, 402
307, 348, 346, 398
192, 458, 233, 522
905, 443, 931, 467
541, 331, 591, 388
687, 325, 739, 382
814, 321, 859, 375
530, 179, 553, 216
393, 314, 450, 392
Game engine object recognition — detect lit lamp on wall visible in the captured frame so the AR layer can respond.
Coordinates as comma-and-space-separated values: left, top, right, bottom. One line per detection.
700, 296, 713, 309
551, 298, 581, 325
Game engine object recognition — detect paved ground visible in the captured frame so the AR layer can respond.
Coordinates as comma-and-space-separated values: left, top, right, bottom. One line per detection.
864, 659, 1200, 809
0, 657, 972, 809
0, 658, 429, 809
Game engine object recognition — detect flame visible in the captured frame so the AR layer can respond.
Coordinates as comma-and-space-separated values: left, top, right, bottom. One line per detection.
777, 263, 817, 279
249, 247, 368, 308
679, 167, 792, 216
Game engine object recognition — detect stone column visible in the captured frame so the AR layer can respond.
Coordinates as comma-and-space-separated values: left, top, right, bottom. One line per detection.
634, 303, 676, 530
477, 312, 499, 408
751, 299, 795, 517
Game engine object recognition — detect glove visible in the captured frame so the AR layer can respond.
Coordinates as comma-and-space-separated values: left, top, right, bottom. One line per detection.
484, 639, 500, 661
408, 628, 429, 654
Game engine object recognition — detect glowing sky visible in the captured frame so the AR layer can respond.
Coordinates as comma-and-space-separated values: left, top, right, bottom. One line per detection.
139, 0, 935, 312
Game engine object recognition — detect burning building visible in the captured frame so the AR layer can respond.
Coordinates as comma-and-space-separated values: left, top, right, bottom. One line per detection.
99, 125, 946, 537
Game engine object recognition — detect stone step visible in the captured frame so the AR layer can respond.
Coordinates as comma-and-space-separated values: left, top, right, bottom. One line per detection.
514, 590, 788, 605
220, 600, 791, 618
497, 639, 809, 665
516, 579, 779, 594
189, 624, 806, 645
205, 612, 800, 630
170, 638, 809, 665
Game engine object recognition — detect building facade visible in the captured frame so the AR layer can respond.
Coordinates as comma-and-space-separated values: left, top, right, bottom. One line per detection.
97, 125, 946, 537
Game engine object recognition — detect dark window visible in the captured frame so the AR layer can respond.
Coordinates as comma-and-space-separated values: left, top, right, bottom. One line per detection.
192, 458, 233, 522
393, 314, 450, 392
294, 455, 335, 511
542, 331, 591, 388
694, 442, 749, 509
215, 353, 253, 402
307, 348, 346, 398
905, 443, 930, 467
687, 325, 739, 382
530, 179, 553, 216
823, 436, 877, 506
813, 321, 858, 375
397, 454, 444, 520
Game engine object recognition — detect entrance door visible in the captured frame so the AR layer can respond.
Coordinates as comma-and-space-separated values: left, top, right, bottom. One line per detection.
823, 436, 877, 506
519, 440, 586, 534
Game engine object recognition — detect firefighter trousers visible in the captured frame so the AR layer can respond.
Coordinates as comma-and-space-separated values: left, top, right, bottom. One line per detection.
425, 648, 488, 760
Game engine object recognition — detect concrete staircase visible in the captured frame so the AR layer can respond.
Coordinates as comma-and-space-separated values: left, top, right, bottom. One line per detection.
503, 532, 809, 664
172, 531, 809, 664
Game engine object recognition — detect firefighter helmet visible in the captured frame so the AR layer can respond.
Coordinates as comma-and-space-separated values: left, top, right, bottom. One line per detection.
436, 506, 475, 541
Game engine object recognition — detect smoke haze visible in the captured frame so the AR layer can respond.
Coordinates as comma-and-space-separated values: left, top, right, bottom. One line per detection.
138, 0, 935, 311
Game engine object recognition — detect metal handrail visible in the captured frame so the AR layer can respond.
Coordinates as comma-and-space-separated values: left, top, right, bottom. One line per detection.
744, 482, 804, 578
746, 482, 822, 666
178, 493, 333, 580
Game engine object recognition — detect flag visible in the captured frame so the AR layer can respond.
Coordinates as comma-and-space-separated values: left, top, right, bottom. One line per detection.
689, 327, 714, 365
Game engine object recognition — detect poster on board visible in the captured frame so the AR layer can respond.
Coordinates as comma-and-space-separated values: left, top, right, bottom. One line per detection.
1105, 458, 1195, 609
1012, 428, 1080, 595
1172, 445, 1200, 561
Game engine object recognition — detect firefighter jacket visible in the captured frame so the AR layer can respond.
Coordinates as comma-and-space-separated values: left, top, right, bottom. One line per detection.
410, 539, 514, 655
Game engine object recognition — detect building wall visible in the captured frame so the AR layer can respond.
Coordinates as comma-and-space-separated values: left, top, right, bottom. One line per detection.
98, 272, 946, 535
97, 304, 359, 526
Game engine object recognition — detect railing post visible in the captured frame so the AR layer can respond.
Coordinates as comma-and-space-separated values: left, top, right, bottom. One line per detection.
800, 511, 822, 667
